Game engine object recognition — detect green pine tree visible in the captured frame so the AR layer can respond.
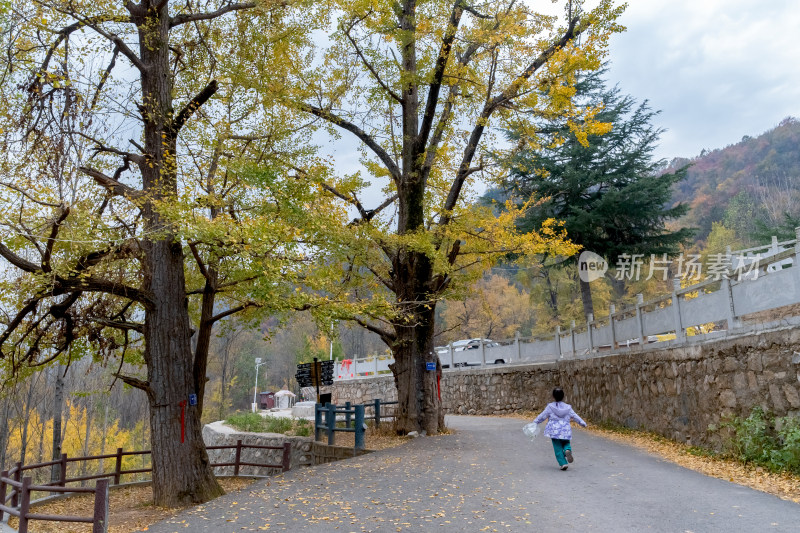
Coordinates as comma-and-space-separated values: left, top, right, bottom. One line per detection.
501, 69, 694, 319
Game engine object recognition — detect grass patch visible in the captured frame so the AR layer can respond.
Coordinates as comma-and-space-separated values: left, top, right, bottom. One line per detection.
225, 412, 312, 436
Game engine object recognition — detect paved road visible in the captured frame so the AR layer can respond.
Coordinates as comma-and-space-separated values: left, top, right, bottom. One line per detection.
144, 416, 800, 532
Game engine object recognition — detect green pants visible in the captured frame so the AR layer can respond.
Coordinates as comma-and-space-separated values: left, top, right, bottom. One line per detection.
551, 438, 572, 466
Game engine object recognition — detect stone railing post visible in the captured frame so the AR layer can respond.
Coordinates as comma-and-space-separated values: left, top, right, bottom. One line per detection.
636, 293, 645, 347
570, 320, 576, 358
794, 227, 800, 280
672, 279, 685, 342
609, 304, 617, 350
515, 332, 521, 361
480, 339, 486, 367
587, 313, 594, 352
449, 342, 454, 370
723, 277, 739, 331
554, 326, 562, 359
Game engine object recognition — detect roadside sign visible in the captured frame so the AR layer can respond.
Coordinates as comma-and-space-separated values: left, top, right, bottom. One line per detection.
426, 362, 436, 371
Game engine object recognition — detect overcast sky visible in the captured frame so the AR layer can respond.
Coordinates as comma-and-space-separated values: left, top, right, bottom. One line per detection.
606, 0, 800, 161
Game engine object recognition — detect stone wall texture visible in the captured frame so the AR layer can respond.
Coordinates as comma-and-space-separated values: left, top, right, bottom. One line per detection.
333, 327, 800, 449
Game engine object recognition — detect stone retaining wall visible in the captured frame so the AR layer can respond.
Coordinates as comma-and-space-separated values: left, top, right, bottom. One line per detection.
202, 422, 373, 475
333, 327, 800, 449
203, 422, 314, 475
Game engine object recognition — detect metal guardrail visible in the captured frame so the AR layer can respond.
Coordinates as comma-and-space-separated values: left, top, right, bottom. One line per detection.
314, 403, 367, 450
0, 441, 291, 532
335, 229, 800, 379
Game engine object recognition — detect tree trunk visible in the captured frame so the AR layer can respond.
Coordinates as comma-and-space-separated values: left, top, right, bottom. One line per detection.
80, 397, 93, 487
19, 377, 36, 466
134, 3, 222, 507
579, 277, 594, 320
389, 249, 443, 434
609, 275, 626, 301
99, 399, 109, 475
51, 366, 64, 484
143, 237, 222, 506
0, 390, 11, 471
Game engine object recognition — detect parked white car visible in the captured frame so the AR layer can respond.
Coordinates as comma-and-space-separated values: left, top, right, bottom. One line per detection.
435, 339, 505, 367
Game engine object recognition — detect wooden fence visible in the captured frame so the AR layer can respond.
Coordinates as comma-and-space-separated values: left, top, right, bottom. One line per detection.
0, 441, 291, 533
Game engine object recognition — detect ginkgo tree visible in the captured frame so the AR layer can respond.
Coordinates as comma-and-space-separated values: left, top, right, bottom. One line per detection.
0, 0, 344, 506
276, 0, 624, 434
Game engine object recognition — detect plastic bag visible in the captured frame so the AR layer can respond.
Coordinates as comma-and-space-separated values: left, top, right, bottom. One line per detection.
522, 422, 540, 441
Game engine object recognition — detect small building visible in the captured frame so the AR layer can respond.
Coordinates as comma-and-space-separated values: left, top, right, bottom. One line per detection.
274, 389, 296, 409
258, 391, 275, 410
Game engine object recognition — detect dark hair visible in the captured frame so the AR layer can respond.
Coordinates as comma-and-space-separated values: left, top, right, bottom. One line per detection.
552, 387, 565, 402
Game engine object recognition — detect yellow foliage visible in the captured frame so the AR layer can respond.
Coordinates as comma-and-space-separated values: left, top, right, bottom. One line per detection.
5, 399, 137, 480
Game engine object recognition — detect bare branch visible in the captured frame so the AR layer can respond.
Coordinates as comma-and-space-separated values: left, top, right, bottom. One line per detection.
42, 207, 70, 273
79, 166, 145, 201
188, 243, 211, 283
418, 1, 464, 152
344, 16, 402, 103
0, 182, 61, 208
170, 2, 258, 28
112, 372, 152, 395
353, 317, 396, 344
297, 103, 402, 184
0, 242, 39, 273
92, 318, 143, 333
169, 80, 218, 137
209, 303, 260, 324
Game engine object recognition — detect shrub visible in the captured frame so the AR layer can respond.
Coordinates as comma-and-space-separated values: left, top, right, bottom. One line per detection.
719, 407, 800, 474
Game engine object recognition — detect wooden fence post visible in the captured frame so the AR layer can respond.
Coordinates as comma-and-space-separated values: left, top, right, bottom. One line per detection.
0, 469, 7, 521
92, 478, 109, 533
59, 453, 68, 487
345, 402, 352, 428
281, 442, 291, 473
234, 440, 242, 477
18, 476, 31, 533
374, 399, 381, 428
11, 462, 21, 508
113, 448, 123, 485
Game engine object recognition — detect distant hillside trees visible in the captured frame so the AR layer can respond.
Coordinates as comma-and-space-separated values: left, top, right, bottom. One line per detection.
668, 117, 800, 243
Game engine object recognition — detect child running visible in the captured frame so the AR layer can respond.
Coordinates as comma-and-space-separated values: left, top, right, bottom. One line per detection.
533, 387, 587, 470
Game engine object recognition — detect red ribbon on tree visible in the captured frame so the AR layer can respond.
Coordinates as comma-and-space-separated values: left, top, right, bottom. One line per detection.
179, 400, 187, 443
